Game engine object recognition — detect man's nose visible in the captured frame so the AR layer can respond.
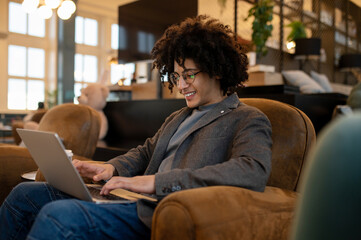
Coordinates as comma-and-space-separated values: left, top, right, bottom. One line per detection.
177, 76, 189, 89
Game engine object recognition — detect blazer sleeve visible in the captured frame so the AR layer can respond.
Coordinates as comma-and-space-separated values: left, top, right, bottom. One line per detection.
106, 110, 180, 177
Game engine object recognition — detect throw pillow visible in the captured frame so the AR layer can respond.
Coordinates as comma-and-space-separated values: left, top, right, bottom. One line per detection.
310, 71, 333, 92
282, 70, 325, 94
347, 82, 361, 110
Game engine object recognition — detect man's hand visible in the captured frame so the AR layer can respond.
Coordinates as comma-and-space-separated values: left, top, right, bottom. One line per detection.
73, 159, 115, 183
100, 175, 155, 195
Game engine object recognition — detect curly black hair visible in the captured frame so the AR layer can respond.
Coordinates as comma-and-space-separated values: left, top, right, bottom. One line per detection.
151, 15, 248, 95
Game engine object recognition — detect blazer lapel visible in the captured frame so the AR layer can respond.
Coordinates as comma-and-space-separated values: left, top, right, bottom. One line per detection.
145, 107, 192, 173
179, 94, 240, 142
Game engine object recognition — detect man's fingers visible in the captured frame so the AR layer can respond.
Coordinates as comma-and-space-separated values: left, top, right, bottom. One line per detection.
93, 173, 108, 182
72, 159, 80, 164
73, 160, 104, 179
99, 176, 155, 195
100, 178, 125, 195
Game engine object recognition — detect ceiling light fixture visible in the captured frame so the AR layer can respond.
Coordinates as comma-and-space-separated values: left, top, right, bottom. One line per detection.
22, 0, 76, 20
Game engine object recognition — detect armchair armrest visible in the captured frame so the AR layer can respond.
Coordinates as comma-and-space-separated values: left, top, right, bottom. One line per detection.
12, 121, 24, 145
0, 146, 38, 203
152, 186, 298, 240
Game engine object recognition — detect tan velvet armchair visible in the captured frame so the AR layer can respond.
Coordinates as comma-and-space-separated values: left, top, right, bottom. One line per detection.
151, 98, 316, 240
0, 103, 100, 203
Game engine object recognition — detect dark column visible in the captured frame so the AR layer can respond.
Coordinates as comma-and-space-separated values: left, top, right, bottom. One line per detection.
57, 14, 76, 104
234, 0, 237, 39
279, 0, 284, 72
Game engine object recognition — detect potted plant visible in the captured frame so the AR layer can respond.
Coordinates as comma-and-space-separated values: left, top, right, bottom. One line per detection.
286, 20, 321, 57
286, 21, 307, 42
245, 0, 274, 57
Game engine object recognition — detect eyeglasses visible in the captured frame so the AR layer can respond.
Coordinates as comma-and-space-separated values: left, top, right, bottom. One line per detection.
169, 70, 202, 86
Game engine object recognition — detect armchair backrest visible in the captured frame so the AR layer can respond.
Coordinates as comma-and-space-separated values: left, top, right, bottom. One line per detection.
241, 98, 316, 191
38, 103, 101, 159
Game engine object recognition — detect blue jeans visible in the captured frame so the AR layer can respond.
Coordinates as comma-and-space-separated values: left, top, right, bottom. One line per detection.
0, 182, 151, 240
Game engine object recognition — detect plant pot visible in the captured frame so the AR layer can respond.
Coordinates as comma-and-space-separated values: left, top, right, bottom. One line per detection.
295, 38, 321, 56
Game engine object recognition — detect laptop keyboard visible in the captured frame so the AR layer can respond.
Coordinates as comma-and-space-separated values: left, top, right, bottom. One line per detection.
87, 186, 128, 201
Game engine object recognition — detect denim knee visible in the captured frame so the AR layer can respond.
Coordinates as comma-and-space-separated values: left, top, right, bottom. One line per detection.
8, 182, 37, 199
0, 182, 50, 240
4, 182, 43, 207
40, 200, 85, 226
35, 200, 95, 234
28, 199, 98, 239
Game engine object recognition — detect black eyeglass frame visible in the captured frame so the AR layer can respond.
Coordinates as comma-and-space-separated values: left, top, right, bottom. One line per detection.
169, 70, 202, 86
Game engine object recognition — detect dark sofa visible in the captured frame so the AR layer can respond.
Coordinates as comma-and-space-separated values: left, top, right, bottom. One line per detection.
95, 90, 346, 161
236, 85, 348, 134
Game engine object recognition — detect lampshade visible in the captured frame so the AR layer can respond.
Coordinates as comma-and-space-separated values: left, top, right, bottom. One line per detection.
295, 38, 321, 57
339, 54, 361, 70
22, 0, 76, 20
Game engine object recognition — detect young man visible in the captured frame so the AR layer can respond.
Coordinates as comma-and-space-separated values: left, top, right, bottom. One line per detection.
0, 15, 272, 239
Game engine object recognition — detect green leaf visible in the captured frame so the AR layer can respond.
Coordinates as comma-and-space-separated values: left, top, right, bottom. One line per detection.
286, 21, 307, 41
245, 0, 274, 57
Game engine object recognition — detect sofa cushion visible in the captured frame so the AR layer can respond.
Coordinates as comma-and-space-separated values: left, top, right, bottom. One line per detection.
282, 70, 325, 94
347, 82, 361, 109
310, 71, 333, 92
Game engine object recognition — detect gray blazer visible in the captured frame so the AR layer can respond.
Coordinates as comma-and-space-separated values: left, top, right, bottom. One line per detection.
108, 93, 272, 228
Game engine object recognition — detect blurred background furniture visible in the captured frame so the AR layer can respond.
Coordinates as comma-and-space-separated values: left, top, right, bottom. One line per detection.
0, 103, 100, 204
151, 98, 316, 240
11, 108, 47, 145
0, 128, 12, 144
237, 85, 347, 134
291, 113, 361, 240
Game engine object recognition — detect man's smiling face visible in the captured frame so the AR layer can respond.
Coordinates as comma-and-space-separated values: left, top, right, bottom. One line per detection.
174, 59, 225, 108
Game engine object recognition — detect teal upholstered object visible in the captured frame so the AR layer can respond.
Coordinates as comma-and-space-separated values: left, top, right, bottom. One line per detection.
291, 114, 361, 240
347, 82, 361, 110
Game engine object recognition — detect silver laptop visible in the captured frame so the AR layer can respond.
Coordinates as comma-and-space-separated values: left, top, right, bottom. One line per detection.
17, 128, 156, 204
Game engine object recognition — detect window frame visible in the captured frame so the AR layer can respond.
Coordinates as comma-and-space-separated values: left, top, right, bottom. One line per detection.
5, 0, 51, 112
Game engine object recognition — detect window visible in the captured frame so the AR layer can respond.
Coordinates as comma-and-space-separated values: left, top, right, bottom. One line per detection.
8, 2, 45, 37
8, 45, 45, 80
74, 16, 100, 102
111, 24, 119, 50
110, 63, 135, 85
75, 16, 98, 46
74, 53, 98, 102
7, 79, 45, 110
6, 1, 47, 111
8, 79, 26, 109
8, 45, 26, 77
111, 24, 126, 50
7, 45, 46, 110
74, 53, 98, 83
